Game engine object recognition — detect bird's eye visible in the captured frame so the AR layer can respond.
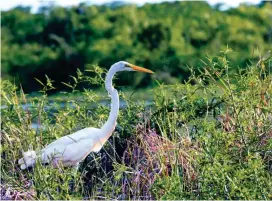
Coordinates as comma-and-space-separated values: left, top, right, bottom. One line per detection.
125, 64, 130, 68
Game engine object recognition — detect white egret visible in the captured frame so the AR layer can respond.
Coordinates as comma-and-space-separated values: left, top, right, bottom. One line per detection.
18, 61, 154, 170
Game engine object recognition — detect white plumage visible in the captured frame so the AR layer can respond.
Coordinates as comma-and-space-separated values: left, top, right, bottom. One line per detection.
18, 61, 154, 170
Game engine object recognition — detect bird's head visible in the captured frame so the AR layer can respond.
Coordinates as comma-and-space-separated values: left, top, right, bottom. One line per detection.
113, 61, 154, 74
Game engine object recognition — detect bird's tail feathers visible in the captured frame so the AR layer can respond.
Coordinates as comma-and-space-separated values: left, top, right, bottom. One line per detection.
18, 146, 37, 170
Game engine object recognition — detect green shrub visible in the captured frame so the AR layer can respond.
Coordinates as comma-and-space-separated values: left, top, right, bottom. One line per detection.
1, 51, 271, 199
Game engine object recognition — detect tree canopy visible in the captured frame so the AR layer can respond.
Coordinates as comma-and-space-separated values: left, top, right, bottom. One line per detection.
1, 1, 272, 92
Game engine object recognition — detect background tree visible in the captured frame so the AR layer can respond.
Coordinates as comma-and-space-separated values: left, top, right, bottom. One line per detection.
1, 1, 272, 92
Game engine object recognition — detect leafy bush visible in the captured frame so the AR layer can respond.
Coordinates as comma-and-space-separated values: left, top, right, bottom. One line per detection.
1, 51, 271, 199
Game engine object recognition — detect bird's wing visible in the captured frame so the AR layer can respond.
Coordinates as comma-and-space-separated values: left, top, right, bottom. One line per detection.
39, 127, 101, 166
44, 127, 100, 149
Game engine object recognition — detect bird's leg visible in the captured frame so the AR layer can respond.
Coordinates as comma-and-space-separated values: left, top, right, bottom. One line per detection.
72, 162, 80, 180
73, 163, 80, 174
69, 163, 80, 192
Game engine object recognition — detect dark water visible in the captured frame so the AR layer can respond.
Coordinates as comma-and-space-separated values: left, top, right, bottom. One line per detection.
1, 99, 152, 129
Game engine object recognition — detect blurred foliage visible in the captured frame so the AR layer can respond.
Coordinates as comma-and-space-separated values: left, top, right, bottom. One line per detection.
1, 1, 272, 92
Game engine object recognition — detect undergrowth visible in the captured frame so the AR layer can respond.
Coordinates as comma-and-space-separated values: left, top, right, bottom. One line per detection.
1, 50, 272, 200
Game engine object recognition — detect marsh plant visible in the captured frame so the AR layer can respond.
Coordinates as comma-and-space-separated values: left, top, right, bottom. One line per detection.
1, 51, 272, 200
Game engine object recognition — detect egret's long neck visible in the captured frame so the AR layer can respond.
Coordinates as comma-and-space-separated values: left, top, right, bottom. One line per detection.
101, 68, 119, 135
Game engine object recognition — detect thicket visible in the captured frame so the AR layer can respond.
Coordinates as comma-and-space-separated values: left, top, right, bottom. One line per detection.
1, 51, 271, 199
1, 1, 272, 92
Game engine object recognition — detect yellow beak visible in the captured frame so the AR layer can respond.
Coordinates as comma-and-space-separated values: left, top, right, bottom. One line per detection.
128, 64, 154, 74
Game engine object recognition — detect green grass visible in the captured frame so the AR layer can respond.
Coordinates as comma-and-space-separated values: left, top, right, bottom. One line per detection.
1, 50, 272, 200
